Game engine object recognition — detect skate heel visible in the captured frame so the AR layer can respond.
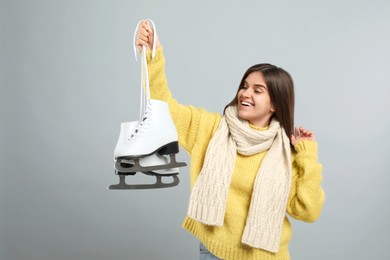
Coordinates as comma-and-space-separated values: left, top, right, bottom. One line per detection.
158, 141, 179, 155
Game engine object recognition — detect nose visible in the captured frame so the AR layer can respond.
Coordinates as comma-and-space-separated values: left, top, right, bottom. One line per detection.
241, 88, 252, 98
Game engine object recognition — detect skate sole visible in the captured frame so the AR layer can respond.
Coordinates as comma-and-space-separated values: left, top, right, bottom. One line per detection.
116, 141, 180, 160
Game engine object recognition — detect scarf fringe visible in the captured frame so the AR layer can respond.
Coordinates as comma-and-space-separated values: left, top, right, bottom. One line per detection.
188, 199, 225, 226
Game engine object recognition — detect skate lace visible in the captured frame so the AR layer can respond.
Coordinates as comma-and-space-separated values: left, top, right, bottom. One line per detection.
128, 20, 157, 141
128, 105, 152, 140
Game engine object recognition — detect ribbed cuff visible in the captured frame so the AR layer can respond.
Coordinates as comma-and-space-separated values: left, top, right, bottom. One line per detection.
242, 225, 280, 253
146, 47, 164, 63
294, 140, 317, 153
187, 199, 225, 226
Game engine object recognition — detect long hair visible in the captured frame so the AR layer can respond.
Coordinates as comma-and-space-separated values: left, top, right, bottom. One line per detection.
224, 64, 295, 142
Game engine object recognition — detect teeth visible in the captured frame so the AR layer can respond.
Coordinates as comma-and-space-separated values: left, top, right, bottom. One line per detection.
241, 101, 253, 107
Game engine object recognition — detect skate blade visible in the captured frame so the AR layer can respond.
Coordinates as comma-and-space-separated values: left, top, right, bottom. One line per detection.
108, 175, 180, 190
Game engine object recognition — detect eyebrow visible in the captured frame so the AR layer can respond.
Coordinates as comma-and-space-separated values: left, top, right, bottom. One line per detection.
244, 81, 267, 89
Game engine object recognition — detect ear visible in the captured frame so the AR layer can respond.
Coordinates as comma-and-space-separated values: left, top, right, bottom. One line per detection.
270, 105, 275, 113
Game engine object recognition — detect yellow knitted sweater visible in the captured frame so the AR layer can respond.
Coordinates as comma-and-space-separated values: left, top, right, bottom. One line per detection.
147, 48, 325, 260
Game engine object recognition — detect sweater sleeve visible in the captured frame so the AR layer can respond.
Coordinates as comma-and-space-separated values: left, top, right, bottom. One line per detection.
287, 140, 325, 222
146, 48, 221, 154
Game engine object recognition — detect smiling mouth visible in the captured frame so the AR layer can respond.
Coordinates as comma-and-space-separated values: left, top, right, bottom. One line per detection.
240, 101, 254, 107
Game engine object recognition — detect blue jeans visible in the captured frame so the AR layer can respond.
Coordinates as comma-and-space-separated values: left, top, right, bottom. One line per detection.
199, 243, 222, 260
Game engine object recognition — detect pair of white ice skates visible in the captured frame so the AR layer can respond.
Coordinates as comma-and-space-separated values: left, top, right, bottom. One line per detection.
109, 20, 186, 190
111, 100, 186, 189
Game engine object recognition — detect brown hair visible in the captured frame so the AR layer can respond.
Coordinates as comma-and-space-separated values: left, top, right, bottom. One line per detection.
224, 63, 295, 141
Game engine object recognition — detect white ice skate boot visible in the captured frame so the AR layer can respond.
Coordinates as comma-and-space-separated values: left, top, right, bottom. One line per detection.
113, 120, 180, 175
111, 118, 183, 189
114, 99, 186, 171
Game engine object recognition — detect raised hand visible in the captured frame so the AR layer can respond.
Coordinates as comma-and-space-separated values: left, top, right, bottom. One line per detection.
135, 20, 160, 52
290, 127, 316, 147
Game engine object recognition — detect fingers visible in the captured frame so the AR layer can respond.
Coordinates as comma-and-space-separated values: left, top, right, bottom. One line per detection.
296, 126, 315, 140
299, 127, 314, 137
290, 134, 297, 146
294, 127, 300, 137
140, 21, 153, 37
136, 20, 154, 52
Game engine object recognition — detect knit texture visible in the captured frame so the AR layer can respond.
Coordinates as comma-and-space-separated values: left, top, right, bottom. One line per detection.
188, 106, 292, 253
147, 48, 325, 260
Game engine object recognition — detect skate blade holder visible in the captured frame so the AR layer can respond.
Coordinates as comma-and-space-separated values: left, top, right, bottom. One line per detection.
108, 174, 180, 190
109, 155, 187, 190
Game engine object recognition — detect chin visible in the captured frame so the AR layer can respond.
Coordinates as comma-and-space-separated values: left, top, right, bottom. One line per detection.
237, 111, 251, 122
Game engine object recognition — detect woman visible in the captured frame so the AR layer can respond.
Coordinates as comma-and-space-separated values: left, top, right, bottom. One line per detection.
136, 20, 325, 260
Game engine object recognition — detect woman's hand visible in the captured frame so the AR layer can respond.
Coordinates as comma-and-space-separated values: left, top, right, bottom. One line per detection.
135, 20, 160, 52
290, 127, 316, 146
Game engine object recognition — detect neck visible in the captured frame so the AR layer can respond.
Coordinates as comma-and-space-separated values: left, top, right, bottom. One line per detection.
249, 116, 272, 129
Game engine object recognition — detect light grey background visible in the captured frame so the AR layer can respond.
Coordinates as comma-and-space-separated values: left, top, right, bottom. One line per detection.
1, 0, 389, 259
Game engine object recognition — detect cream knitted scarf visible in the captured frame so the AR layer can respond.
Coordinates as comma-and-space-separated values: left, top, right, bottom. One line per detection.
187, 105, 292, 253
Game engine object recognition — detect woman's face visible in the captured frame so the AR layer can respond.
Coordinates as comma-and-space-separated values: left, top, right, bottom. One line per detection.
237, 71, 274, 127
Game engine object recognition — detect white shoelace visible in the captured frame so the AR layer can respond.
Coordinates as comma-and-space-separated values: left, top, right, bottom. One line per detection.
129, 19, 157, 140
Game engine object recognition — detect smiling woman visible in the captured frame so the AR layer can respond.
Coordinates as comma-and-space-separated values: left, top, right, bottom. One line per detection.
225, 63, 295, 143
136, 20, 325, 260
